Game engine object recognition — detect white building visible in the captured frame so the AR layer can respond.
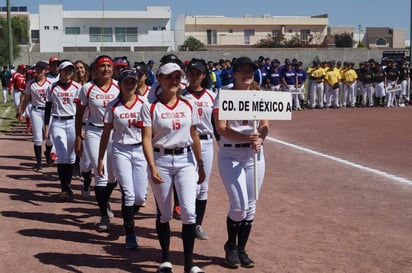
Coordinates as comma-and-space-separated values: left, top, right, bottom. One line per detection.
175, 13, 329, 48
29, 5, 175, 53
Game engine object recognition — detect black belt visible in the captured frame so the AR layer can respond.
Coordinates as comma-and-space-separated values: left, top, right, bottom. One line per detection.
32, 105, 45, 110
154, 147, 191, 155
199, 134, 212, 140
129, 142, 142, 146
88, 123, 104, 128
223, 143, 251, 148
53, 116, 73, 120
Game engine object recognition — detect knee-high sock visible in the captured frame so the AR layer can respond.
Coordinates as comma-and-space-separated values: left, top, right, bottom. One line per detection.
226, 216, 241, 245
182, 223, 196, 272
238, 220, 253, 252
122, 205, 135, 236
156, 220, 171, 262
195, 199, 207, 226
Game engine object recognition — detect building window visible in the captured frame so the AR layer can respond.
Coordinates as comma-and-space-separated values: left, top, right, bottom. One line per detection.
31, 30, 39, 43
115, 27, 138, 42
89, 27, 113, 43
244, 29, 255, 45
53, 26, 59, 30
65, 27, 80, 35
272, 30, 281, 38
375, 38, 387, 46
300, 29, 310, 42
207, 29, 217, 45
153, 26, 166, 31
44, 26, 49, 30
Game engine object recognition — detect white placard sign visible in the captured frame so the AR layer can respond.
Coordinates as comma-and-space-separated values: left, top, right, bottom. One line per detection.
218, 90, 292, 120
386, 85, 402, 93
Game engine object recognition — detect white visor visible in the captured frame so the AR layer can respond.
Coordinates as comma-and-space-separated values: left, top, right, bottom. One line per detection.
59, 61, 74, 70
157, 62, 185, 76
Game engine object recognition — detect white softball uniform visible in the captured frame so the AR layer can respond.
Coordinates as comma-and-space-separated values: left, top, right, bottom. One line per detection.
142, 87, 200, 225
104, 95, 148, 207
77, 80, 119, 186
213, 93, 265, 222
182, 88, 215, 200
25, 79, 53, 146
46, 81, 81, 164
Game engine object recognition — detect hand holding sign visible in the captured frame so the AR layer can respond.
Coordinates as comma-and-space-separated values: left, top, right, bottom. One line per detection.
219, 89, 292, 200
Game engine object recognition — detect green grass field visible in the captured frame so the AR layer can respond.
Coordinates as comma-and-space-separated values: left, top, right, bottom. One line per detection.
0, 101, 18, 133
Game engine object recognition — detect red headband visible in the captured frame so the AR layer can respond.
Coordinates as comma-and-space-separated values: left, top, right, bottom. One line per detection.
95, 57, 114, 67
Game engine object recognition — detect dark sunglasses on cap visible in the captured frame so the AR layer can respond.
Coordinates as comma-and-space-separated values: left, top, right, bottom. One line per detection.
119, 68, 138, 82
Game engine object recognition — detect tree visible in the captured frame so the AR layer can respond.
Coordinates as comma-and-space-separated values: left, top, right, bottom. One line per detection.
0, 16, 29, 65
334, 33, 354, 48
255, 33, 307, 48
178, 36, 205, 51
284, 33, 304, 48
255, 34, 285, 48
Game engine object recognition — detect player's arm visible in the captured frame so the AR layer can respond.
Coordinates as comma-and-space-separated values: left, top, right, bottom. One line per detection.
44, 101, 52, 138
141, 126, 163, 184
17, 92, 30, 121
97, 122, 112, 177
190, 125, 205, 184
75, 104, 86, 156
251, 120, 269, 152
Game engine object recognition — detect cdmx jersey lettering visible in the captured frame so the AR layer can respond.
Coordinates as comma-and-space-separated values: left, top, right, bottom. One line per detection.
57, 92, 74, 97
160, 112, 186, 119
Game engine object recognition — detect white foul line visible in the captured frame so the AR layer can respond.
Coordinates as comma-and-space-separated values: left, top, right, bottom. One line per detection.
0, 105, 12, 126
266, 136, 412, 186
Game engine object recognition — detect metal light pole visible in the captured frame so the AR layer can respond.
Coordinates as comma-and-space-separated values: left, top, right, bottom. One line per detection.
7, 0, 13, 67
410, 0, 412, 62
358, 24, 361, 47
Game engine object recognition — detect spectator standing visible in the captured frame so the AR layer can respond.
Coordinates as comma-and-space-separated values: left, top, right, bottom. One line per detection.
0, 65, 11, 103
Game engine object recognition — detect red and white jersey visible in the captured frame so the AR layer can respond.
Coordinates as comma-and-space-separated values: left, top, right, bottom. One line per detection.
46, 81, 81, 117
9, 72, 26, 92
182, 88, 216, 136
25, 78, 52, 107
104, 95, 145, 145
213, 92, 261, 145
138, 85, 151, 100
142, 87, 200, 149
78, 79, 120, 127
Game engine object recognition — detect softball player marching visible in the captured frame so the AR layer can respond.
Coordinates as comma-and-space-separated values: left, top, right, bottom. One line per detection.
182, 58, 216, 240
97, 68, 148, 249
44, 60, 81, 199
213, 57, 269, 269
18, 61, 53, 172
75, 55, 119, 232
141, 60, 206, 273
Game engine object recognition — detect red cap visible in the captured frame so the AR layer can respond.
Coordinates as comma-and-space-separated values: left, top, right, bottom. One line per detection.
18, 64, 26, 70
49, 56, 59, 63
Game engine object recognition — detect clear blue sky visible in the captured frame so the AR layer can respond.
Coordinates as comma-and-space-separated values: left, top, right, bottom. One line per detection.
9, 0, 412, 39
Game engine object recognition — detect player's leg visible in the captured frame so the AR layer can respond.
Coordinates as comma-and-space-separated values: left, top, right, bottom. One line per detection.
149, 153, 173, 268
173, 150, 202, 273
112, 143, 139, 249
218, 148, 248, 268
85, 126, 112, 231
50, 120, 72, 198
30, 108, 44, 172
195, 139, 213, 240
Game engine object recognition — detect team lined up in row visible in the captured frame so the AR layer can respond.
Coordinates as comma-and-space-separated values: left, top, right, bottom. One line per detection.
11, 54, 268, 273
206, 57, 411, 110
